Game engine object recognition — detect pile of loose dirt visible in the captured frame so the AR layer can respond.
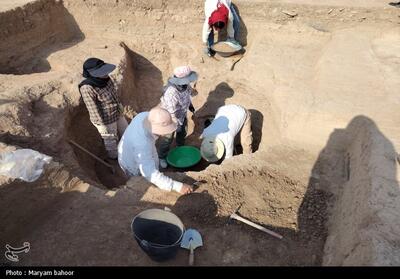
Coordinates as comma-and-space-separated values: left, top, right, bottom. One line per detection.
174, 166, 331, 239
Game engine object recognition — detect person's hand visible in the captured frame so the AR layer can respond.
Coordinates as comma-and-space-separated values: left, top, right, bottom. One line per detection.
180, 184, 194, 195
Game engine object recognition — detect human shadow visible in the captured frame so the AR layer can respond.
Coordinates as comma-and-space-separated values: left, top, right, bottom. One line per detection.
0, 1, 84, 75
195, 82, 234, 119
298, 115, 400, 265
187, 82, 234, 145
119, 42, 163, 115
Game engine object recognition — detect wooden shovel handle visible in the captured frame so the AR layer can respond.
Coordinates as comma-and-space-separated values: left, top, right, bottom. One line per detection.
68, 139, 115, 173
189, 248, 194, 266
231, 213, 283, 239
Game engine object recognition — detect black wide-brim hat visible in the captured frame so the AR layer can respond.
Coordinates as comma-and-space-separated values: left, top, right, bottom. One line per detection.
84, 58, 116, 78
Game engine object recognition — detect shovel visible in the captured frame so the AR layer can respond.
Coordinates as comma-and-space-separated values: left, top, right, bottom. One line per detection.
180, 229, 203, 266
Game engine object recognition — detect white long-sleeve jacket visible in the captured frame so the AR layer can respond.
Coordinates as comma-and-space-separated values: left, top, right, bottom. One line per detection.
201, 104, 246, 159
118, 112, 183, 192
202, 0, 235, 44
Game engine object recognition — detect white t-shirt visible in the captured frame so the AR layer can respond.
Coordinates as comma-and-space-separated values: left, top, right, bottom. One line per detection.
201, 104, 246, 159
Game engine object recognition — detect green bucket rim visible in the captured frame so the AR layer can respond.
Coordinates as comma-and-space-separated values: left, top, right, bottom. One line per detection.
166, 146, 201, 168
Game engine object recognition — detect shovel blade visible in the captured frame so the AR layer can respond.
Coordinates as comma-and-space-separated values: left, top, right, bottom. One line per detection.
180, 229, 203, 250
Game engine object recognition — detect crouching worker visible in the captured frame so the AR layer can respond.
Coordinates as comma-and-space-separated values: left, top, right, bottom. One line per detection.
118, 106, 194, 195
79, 57, 128, 160
200, 104, 252, 163
158, 66, 198, 169
202, 0, 241, 56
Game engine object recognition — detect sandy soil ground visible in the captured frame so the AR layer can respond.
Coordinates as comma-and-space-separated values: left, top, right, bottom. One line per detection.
0, 0, 399, 266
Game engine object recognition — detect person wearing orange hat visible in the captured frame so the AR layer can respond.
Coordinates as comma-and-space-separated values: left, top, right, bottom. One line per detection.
118, 106, 194, 195
202, 0, 241, 57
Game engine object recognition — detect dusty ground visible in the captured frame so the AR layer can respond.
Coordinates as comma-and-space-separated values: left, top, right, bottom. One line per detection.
0, 0, 399, 266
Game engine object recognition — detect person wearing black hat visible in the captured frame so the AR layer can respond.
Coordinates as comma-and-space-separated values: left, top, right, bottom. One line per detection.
78, 57, 128, 160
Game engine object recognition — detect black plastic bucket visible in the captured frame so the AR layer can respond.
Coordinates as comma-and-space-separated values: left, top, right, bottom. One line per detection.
131, 209, 185, 262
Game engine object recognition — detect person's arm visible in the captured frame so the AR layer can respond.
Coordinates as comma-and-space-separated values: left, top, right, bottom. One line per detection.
80, 86, 104, 125
203, 0, 214, 44
202, 19, 212, 44
137, 147, 183, 192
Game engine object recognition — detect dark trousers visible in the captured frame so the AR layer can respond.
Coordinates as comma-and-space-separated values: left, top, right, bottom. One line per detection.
158, 117, 187, 159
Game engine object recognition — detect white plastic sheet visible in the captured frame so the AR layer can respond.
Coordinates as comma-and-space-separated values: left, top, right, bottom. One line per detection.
0, 149, 52, 182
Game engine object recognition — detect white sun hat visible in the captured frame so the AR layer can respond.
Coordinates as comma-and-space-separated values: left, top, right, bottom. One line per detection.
168, 66, 198, 86
200, 136, 225, 163
144, 106, 177, 135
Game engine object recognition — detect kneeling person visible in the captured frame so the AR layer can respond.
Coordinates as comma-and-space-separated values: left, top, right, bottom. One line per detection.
118, 106, 193, 195
200, 104, 252, 162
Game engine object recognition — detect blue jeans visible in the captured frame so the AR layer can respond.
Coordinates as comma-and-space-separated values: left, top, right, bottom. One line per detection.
207, 4, 240, 48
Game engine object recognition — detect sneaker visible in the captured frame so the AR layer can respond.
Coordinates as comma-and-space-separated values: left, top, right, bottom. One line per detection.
204, 47, 216, 57
160, 159, 168, 169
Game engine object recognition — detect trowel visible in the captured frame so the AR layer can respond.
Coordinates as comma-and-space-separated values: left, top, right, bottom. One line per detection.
180, 229, 203, 266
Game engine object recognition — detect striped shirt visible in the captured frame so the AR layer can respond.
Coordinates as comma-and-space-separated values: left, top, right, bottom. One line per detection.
160, 85, 192, 126
80, 80, 121, 125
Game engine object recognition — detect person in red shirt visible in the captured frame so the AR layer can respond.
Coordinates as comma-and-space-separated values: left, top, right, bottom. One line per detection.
202, 0, 241, 56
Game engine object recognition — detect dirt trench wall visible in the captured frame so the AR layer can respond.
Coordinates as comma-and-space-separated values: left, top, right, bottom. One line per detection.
322, 116, 400, 266
0, 0, 83, 74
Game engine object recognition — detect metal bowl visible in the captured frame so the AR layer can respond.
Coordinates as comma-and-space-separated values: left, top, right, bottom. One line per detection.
211, 41, 243, 57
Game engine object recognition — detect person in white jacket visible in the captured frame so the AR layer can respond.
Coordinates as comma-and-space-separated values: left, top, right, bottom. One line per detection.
200, 104, 253, 162
118, 106, 193, 195
202, 0, 240, 56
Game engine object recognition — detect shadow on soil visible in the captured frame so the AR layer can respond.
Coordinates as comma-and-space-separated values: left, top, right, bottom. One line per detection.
119, 43, 163, 113
0, 1, 84, 75
305, 115, 400, 265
